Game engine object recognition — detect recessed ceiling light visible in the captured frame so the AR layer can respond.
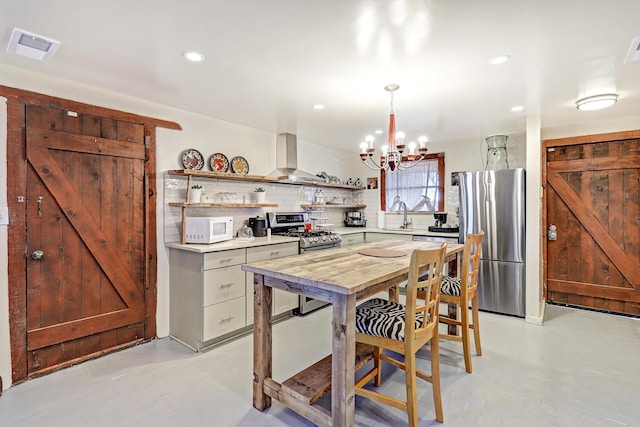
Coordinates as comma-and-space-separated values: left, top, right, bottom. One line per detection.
511, 106, 524, 112
488, 55, 511, 65
7, 27, 60, 62
182, 51, 205, 62
374, 129, 384, 134
576, 94, 618, 111
624, 35, 640, 64
313, 104, 325, 110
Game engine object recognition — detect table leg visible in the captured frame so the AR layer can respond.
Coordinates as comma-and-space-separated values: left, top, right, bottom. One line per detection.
388, 284, 400, 303
447, 254, 459, 336
253, 273, 272, 411
331, 293, 356, 427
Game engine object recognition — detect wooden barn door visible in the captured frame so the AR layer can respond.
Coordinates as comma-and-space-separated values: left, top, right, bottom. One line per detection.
24, 105, 148, 375
544, 131, 640, 315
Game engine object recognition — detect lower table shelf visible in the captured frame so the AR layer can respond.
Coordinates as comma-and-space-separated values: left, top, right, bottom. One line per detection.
275, 343, 374, 405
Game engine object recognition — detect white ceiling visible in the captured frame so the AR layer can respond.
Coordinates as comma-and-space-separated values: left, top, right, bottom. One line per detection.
2, 0, 640, 152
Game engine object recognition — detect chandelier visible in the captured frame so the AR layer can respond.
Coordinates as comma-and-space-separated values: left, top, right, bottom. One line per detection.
359, 84, 428, 172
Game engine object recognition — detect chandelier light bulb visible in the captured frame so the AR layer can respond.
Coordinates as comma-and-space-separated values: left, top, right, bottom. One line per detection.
407, 142, 417, 160
365, 135, 375, 146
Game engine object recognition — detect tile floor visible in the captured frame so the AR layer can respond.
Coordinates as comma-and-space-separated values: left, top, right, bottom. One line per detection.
1, 303, 639, 426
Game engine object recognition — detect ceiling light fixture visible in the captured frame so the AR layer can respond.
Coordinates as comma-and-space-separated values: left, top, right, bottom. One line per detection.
511, 106, 524, 112
313, 104, 325, 110
576, 94, 618, 111
359, 84, 427, 172
182, 51, 205, 62
7, 28, 60, 62
488, 55, 511, 65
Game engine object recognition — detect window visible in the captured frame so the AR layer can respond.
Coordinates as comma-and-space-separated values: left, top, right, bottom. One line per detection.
381, 153, 444, 212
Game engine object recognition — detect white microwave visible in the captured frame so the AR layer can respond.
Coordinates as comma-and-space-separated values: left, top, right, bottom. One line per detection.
185, 216, 234, 244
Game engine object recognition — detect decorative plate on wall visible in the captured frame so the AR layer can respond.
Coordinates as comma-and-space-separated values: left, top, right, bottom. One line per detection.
209, 153, 229, 172
181, 149, 204, 170
230, 156, 249, 174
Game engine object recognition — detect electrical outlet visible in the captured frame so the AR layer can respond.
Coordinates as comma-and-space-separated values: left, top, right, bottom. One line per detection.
0, 207, 8, 225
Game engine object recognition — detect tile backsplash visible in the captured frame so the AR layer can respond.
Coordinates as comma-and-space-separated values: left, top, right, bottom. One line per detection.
163, 173, 370, 242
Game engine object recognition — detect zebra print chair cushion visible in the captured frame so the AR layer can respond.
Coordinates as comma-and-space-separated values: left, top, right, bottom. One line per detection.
440, 276, 462, 296
355, 298, 425, 341
417, 273, 461, 296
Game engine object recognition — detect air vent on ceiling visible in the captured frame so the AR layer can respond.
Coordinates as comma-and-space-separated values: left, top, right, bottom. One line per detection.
6, 28, 60, 62
624, 35, 640, 64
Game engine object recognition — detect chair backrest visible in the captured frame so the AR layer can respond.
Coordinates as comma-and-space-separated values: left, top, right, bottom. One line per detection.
404, 244, 447, 343
461, 232, 484, 292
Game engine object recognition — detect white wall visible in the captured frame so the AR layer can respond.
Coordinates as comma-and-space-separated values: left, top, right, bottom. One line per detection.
428, 131, 527, 222
525, 116, 543, 324
0, 96, 9, 391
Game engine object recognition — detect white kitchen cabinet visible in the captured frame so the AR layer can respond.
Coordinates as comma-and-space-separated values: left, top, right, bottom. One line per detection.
170, 248, 246, 351
245, 242, 299, 324
341, 232, 365, 246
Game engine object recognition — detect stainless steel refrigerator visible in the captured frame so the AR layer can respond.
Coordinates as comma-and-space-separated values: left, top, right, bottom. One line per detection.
458, 168, 526, 317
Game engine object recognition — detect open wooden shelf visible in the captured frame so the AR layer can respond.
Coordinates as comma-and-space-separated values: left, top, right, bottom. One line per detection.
167, 169, 366, 190
168, 169, 279, 182
301, 204, 367, 210
169, 202, 278, 208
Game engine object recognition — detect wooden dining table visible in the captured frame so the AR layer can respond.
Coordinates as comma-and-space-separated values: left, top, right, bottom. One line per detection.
241, 239, 464, 427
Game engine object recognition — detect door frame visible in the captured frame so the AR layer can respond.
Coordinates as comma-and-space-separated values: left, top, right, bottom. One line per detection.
2, 85, 180, 383
542, 129, 640, 303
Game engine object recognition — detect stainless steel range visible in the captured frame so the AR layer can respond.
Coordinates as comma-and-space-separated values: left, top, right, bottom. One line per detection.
267, 212, 342, 252
267, 211, 342, 314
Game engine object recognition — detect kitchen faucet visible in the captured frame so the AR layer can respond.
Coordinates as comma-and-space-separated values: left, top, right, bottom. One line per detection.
397, 201, 412, 229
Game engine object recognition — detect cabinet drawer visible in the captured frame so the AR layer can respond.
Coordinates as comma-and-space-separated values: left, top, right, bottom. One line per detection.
203, 297, 245, 341
246, 242, 298, 262
342, 233, 364, 246
203, 265, 245, 305
203, 249, 246, 269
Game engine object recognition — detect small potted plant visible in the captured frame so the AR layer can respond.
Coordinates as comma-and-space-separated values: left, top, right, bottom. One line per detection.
254, 187, 266, 203
189, 184, 203, 203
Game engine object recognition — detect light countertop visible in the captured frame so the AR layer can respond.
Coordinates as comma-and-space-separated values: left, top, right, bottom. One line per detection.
333, 226, 460, 238
165, 235, 300, 253
165, 228, 459, 253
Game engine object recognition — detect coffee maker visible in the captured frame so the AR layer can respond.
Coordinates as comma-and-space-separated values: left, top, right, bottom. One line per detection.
428, 211, 458, 232
434, 212, 447, 227
344, 211, 366, 227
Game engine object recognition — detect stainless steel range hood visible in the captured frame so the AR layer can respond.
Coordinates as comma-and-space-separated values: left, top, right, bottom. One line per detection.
268, 133, 327, 184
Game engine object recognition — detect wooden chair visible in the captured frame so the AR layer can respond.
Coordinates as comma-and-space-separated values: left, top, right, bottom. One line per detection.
423, 232, 484, 373
354, 244, 447, 425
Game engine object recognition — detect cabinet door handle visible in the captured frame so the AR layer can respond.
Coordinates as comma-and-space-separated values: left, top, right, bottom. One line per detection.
270, 251, 280, 257
220, 316, 234, 323
219, 283, 234, 288
219, 258, 233, 264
